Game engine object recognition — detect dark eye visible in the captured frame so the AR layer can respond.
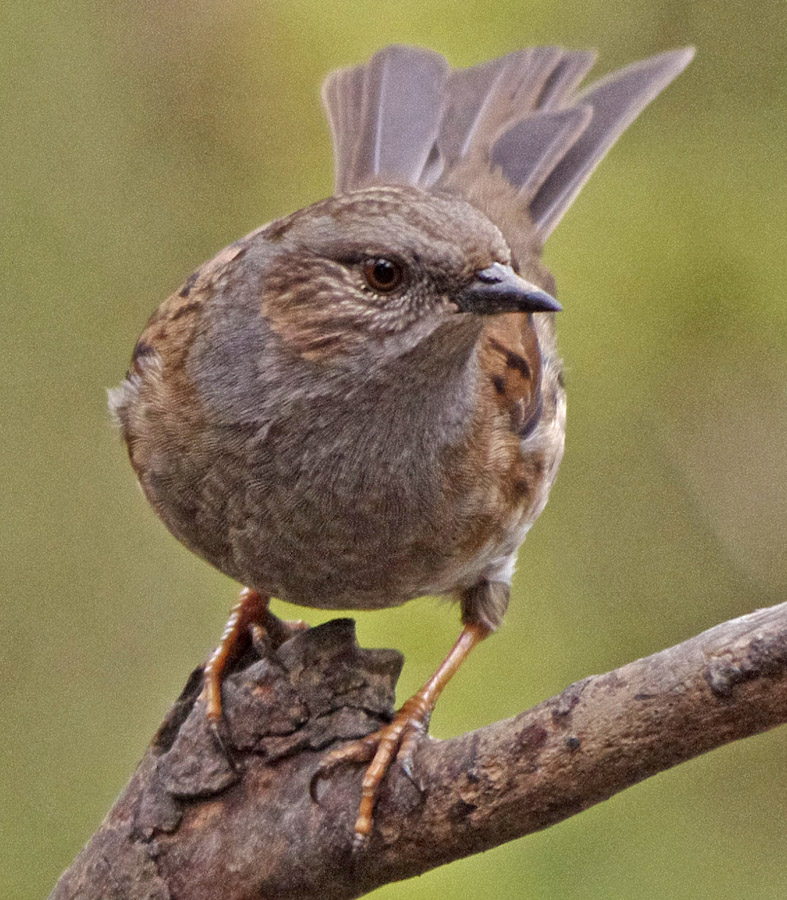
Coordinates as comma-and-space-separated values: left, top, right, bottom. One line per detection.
363, 257, 405, 293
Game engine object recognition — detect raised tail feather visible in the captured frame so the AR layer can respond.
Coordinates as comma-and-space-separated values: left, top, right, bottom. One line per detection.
322, 44, 694, 239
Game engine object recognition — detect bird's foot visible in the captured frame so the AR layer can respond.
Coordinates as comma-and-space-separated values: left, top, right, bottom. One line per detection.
311, 692, 432, 850
311, 621, 490, 846
202, 587, 308, 764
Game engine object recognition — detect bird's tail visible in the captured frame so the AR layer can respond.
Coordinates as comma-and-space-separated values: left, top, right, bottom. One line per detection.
321, 44, 693, 240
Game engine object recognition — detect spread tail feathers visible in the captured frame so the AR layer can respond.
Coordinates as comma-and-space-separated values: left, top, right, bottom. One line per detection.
321, 44, 694, 239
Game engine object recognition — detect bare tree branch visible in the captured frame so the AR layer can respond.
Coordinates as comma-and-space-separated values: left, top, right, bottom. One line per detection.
49, 602, 787, 900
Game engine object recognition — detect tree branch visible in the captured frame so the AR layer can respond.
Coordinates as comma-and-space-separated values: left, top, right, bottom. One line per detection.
50, 602, 787, 900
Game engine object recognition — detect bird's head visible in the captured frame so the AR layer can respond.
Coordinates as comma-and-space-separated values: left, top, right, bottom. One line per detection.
260, 185, 559, 365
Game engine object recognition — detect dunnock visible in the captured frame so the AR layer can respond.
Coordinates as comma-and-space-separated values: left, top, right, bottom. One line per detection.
110, 44, 693, 842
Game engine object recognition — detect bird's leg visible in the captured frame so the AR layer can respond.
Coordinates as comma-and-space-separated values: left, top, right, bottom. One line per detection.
202, 587, 308, 758
313, 620, 491, 846
203, 588, 269, 728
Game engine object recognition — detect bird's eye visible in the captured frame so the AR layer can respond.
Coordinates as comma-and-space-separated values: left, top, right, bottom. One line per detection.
362, 258, 405, 293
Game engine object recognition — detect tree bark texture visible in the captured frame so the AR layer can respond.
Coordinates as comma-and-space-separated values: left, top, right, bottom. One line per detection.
50, 602, 787, 900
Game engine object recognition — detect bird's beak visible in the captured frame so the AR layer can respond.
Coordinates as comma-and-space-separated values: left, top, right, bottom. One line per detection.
455, 263, 561, 315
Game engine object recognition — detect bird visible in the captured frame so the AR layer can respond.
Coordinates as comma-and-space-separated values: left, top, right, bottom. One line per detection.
109, 43, 694, 844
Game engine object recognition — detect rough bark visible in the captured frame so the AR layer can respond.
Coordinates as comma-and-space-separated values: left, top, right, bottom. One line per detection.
50, 602, 787, 900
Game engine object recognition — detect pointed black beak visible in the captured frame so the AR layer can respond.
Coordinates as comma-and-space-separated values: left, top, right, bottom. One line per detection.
455, 263, 561, 315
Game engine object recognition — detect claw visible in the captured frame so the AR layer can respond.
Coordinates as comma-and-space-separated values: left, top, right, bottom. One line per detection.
309, 768, 324, 803
207, 713, 240, 772
397, 733, 423, 793
351, 831, 370, 855
249, 622, 270, 657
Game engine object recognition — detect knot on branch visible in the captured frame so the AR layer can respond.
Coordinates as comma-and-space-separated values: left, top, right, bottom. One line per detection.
51, 618, 405, 900
148, 618, 402, 806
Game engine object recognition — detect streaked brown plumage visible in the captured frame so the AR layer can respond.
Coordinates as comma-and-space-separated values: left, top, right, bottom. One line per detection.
110, 43, 693, 843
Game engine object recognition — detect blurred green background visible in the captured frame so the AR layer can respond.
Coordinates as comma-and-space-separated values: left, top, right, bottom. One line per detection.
3, 0, 786, 897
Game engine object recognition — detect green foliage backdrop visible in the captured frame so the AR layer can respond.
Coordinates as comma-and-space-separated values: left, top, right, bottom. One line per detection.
3, 1, 786, 897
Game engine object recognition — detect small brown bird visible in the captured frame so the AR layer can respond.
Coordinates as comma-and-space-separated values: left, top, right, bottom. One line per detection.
110, 44, 693, 842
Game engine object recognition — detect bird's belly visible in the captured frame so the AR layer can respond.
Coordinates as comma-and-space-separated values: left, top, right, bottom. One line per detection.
218, 462, 540, 612
222, 489, 472, 611
233, 523, 526, 613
